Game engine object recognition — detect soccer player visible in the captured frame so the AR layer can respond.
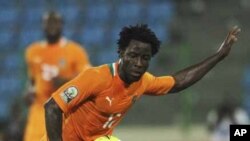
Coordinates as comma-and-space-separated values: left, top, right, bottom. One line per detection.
43, 24, 240, 141
23, 11, 91, 141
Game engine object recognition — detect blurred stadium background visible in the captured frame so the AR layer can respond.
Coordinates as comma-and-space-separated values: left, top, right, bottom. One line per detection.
0, 0, 249, 140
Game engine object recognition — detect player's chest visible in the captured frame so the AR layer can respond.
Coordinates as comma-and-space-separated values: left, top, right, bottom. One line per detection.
94, 87, 140, 114
35, 50, 69, 64
33, 50, 73, 70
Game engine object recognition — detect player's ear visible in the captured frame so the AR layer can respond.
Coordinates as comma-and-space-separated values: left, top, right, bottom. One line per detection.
118, 49, 124, 58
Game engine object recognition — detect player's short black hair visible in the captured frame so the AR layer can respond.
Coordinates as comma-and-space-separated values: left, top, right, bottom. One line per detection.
117, 24, 161, 57
43, 11, 63, 22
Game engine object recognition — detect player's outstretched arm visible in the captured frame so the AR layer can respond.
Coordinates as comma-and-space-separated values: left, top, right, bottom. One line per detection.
44, 98, 63, 141
169, 26, 240, 93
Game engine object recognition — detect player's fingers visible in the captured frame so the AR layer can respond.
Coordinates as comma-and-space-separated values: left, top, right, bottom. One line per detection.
228, 25, 237, 34
231, 26, 241, 35
233, 28, 241, 35
228, 36, 238, 45
231, 29, 240, 36
231, 36, 238, 43
225, 26, 239, 44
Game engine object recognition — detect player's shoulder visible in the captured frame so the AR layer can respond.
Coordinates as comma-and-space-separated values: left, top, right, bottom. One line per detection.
67, 40, 81, 46
142, 72, 154, 80
78, 64, 113, 88
25, 41, 44, 53
142, 72, 174, 79
66, 40, 88, 54
66, 40, 85, 49
140, 72, 158, 85
26, 41, 39, 49
134, 72, 151, 86
82, 64, 113, 80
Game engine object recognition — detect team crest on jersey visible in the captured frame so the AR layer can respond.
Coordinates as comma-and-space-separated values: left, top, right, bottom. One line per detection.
58, 58, 66, 68
60, 86, 78, 103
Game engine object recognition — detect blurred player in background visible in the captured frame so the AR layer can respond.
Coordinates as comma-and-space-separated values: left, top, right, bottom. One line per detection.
42, 24, 240, 141
23, 11, 91, 141
207, 99, 249, 141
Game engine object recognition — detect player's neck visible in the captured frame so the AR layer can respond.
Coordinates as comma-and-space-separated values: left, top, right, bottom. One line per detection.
47, 39, 60, 45
46, 35, 61, 45
117, 64, 132, 87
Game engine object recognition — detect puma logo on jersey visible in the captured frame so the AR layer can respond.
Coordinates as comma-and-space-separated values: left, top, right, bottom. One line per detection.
105, 96, 114, 106
132, 96, 137, 104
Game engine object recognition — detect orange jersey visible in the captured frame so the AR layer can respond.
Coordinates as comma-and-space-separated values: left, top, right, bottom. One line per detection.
51, 62, 175, 141
24, 38, 90, 141
25, 38, 90, 103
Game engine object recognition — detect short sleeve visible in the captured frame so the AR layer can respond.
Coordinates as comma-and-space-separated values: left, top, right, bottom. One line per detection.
52, 67, 105, 113
143, 72, 175, 96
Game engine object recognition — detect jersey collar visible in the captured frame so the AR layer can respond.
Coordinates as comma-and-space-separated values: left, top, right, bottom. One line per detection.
40, 37, 68, 48
111, 61, 136, 88
110, 61, 143, 92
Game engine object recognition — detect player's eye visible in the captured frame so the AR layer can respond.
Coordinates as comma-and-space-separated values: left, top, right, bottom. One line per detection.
143, 55, 151, 61
128, 53, 137, 58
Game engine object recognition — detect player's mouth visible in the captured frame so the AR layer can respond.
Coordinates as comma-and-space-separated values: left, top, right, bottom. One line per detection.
130, 71, 143, 77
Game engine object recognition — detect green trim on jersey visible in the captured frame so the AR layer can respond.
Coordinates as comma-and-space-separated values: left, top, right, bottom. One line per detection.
108, 63, 114, 77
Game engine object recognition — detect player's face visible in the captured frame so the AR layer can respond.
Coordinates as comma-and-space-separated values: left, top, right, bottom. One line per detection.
43, 14, 63, 43
119, 40, 152, 84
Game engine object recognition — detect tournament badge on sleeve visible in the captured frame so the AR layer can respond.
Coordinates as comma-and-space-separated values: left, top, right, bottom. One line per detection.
60, 86, 78, 103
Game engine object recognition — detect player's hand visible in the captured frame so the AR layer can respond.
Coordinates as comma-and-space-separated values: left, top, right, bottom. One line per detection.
217, 26, 241, 59
52, 76, 69, 89
24, 91, 36, 106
